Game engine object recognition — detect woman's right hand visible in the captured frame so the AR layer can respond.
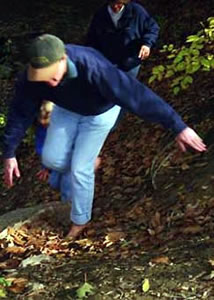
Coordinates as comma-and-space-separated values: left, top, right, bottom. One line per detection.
4, 157, 21, 188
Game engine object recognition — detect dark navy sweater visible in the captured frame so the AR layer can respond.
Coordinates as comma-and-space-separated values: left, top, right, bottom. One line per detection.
3, 44, 186, 158
86, 2, 159, 71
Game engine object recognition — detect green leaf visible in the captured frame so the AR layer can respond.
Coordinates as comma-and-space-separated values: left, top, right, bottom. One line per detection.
152, 66, 162, 75
190, 49, 200, 56
193, 43, 204, 50
171, 76, 183, 87
201, 57, 210, 68
76, 282, 95, 299
0, 278, 11, 287
142, 278, 150, 293
0, 289, 7, 298
183, 75, 193, 84
148, 75, 157, 84
167, 54, 176, 59
181, 79, 189, 90
175, 62, 186, 71
165, 70, 174, 78
186, 35, 200, 43
157, 65, 165, 72
173, 86, 180, 95
173, 55, 183, 64
168, 44, 174, 51
186, 62, 200, 74
0, 114, 6, 128
157, 73, 163, 81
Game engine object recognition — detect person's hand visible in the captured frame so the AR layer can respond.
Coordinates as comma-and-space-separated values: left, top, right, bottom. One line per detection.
176, 127, 207, 152
4, 157, 21, 188
138, 45, 150, 60
36, 168, 50, 182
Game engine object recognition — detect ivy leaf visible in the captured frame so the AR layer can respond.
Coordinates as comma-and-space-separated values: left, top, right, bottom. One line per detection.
76, 282, 95, 299
142, 278, 150, 293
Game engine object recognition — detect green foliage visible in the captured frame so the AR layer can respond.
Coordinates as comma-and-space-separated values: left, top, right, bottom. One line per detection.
23, 126, 36, 146
76, 282, 95, 299
149, 17, 214, 95
0, 277, 11, 287
0, 114, 6, 128
0, 277, 12, 298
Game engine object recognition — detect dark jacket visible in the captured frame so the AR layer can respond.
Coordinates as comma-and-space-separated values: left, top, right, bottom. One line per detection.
86, 2, 159, 71
3, 44, 186, 158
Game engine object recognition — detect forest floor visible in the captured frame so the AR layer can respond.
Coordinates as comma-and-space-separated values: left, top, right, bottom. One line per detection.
0, 0, 214, 299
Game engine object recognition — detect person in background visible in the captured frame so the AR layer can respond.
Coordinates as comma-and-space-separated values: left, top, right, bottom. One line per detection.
86, 0, 160, 128
3, 34, 206, 240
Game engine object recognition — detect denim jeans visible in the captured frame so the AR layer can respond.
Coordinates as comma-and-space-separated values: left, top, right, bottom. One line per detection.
42, 104, 121, 225
111, 65, 141, 131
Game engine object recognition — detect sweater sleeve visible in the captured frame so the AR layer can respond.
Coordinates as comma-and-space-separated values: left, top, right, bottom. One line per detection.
90, 57, 187, 135
2, 76, 43, 158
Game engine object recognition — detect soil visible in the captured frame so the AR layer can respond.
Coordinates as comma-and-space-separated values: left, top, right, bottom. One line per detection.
0, 0, 214, 299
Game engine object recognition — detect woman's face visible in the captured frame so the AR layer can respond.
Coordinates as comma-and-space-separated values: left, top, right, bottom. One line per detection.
109, 1, 125, 13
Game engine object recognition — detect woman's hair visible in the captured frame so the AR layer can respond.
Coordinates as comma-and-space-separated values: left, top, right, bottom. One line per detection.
107, 0, 130, 5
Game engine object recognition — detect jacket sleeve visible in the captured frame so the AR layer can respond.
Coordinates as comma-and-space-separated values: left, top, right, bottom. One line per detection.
2, 77, 42, 158
137, 5, 160, 48
90, 57, 187, 135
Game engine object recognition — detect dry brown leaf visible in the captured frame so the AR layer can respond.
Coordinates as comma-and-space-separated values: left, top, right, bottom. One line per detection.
105, 231, 126, 243
182, 225, 202, 235
181, 163, 190, 170
154, 225, 165, 234
105, 215, 117, 226
0, 259, 20, 269
150, 211, 161, 228
85, 229, 96, 237
151, 256, 170, 264
5, 246, 26, 254
7, 277, 28, 294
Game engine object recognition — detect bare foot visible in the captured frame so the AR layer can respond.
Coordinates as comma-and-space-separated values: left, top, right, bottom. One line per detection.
66, 223, 87, 239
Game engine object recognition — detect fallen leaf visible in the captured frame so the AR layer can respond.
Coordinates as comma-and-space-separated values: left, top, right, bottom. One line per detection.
5, 246, 26, 255
209, 259, 214, 266
76, 282, 95, 299
20, 254, 52, 268
142, 278, 150, 293
182, 225, 202, 235
151, 256, 170, 264
181, 163, 190, 170
7, 278, 28, 294
105, 232, 126, 243
0, 259, 20, 270
150, 211, 161, 228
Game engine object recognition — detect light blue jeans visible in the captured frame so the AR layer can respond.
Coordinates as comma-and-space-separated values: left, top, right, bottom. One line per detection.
42, 105, 121, 225
111, 65, 140, 131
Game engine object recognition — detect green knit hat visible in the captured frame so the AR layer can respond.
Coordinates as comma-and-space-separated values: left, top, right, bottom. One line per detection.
27, 34, 66, 81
